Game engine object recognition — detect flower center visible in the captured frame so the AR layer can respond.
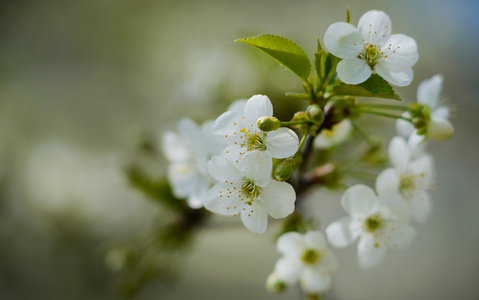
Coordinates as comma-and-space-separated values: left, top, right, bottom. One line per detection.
240, 128, 267, 151
363, 213, 384, 233
359, 43, 382, 67
301, 249, 321, 265
241, 178, 262, 205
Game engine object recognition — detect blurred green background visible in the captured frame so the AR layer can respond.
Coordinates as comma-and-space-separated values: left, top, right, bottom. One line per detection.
1, 0, 478, 299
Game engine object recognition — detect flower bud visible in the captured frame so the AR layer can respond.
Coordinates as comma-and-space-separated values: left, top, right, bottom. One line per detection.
306, 104, 325, 126
274, 158, 296, 181
412, 117, 426, 129
427, 118, 454, 141
257, 116, 281, 132
265, 272, 287, 294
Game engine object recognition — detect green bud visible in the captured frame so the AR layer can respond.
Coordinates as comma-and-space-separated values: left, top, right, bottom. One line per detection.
306, 104, 325, 126
265, 273, 287, 294
257, 116, 281, 132
274, 158, 296, 181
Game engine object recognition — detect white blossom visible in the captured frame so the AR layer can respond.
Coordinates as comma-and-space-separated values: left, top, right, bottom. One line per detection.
314, 119, 353, 149
162, 118, 221, 208
376, 135, 435, 222
326, 184, 415, 268
397, 74, 454, 140
275, 231, 337, 294
324, 10, 418, 86
204, 151, 296, 233
212, 94, 299, 163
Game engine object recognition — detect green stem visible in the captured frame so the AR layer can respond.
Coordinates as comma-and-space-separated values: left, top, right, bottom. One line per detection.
343, 170, 378, 180
293, 127, 310, 159
359, 109, 413, 122
281, 121, 310, 126
360, 104, 408, 111
350, 121, 375, 148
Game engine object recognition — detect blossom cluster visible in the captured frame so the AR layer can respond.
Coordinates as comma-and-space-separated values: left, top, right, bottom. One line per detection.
158, 9, 454, 299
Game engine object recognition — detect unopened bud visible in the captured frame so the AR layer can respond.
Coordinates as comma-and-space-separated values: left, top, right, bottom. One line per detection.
265, 273, 287, 294
306, 104, 325, 126
257, 116, 281, 132
274, 158, 296, 181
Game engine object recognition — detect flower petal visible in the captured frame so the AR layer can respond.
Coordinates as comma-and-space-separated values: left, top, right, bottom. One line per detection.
260, 180, 296, 218
204, 183, 244, 215
407, 131, 427, 160
381, 222, 416, 249
374, 62, 413, 86
274, 257, 302, 283
357, 233, 386, 268
388, 136, 409, 173
237, 151, 272, 187
300, 267, 332, 293
240, 200, 268, 233
207, 155, 242, 182
381, 34, 418, 66
303, 231, 326, 251
410, 191, 432, 223
319, 251, 338, 273
325, 216, 355, 248
162, 131, 191, 162
358, 10, 392, 45
264, 128, 299, 158
396, 112, 414, 138
243, 94, 273, 125
323, 22, 363, 59
277, 231, 304, 257
376, 168, 400, 196
427, 117, 454, 141
341, 184, 379, 218
337, 58, 372, 84
417, 74, 443, 108
432, 106, 450, 120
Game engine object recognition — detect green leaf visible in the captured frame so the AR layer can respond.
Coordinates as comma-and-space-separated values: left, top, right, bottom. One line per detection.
285, 92, 311, 99
315, 49, 340, 90
236, 34, 311, 82
346, 8, 351, 23
333, 74, 401, 100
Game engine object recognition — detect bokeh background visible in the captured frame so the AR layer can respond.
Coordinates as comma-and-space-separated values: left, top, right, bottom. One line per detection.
1, 0, 478, 299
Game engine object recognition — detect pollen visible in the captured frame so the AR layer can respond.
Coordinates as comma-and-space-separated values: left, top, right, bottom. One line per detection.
234, 123, 236, 125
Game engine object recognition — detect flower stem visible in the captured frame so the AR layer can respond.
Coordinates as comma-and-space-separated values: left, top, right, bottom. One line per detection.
350, 121, 375, 148
359, 103, 408, 111
293, 128, 310, 159
359, 109, 413, 122
281, 121, 310, 126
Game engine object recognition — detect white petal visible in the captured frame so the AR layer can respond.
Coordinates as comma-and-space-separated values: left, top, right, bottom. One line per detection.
410, 191, 432, 223
277, 231, 304, 257
374, 62, 413, 86
227, 98, 247, 113
204, 183, 244, 215
177, 118, 201, 145
274, 257, 302, 283
162, 131, 191, 163
219, 144, 244, 163
381, 222, 416, 249
167, 163, 197, 197
187, 191, 206, 209
303, 231, 326, 251
314, 119, 353, 149
381, 34, 418, 66
407, 132, 427, 159
396, 112, 415, 138
211, 110, 249, 145
341, 185, 379, 218
432, 106, 450, 120
207, 156, 242, 183
375, 168, 400, 196
237, 151, 272, 187
323, 22, 363, 59
377, 189, 409, 222
261, 180, 296, 218
319, 251, 338, 273
388, 136, 409, 173
300, 267, 332, 293
357, 233, 386, 268
201, 120, 224, 156
264, 128, 299, 158
241, 200, 268, 233
325, 217, 355, 248
243, 95, 273, 125
417, 74, 443, 108
409, 154, 435, 185
427, 117, 454, 141
337, 58, 372, 84
358, 10, 392, 45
